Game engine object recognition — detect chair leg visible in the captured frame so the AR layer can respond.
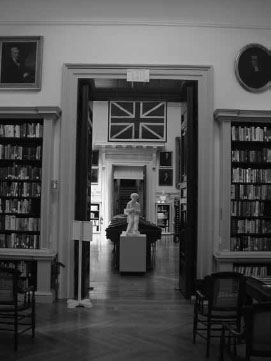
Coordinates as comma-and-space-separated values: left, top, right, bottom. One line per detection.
32, 294, 36, 338
14, 312, 18, 351
219, 326, 225, 361
206, 322, 211, 357
192, 306, 198, 343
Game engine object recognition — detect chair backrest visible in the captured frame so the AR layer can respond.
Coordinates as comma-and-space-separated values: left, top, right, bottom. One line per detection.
0, 267, 18, 305
205, 272, 246, 312
244, 303, 271, 358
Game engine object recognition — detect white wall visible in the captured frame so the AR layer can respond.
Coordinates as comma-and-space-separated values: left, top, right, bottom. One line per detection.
0, 1, 270, 111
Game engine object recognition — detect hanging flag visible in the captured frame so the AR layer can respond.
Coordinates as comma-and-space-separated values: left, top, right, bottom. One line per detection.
109, 101, 167, 141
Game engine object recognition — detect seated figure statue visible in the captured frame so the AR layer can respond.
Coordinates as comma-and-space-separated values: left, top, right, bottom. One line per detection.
124, 193, 141, 235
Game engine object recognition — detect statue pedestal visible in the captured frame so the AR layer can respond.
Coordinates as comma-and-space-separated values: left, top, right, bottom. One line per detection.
119, 234, 146, 272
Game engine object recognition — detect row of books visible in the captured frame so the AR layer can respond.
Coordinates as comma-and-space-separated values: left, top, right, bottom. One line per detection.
0, 260, 26, 272
232, 168, 271, 183
231, 184, 271, 200
233, 264, 270, 278
0, 260, 34, 277
0, 165, 41, 180
231, 200, 269, 217
0, 145, 42, 160
231, 236, 271, 251
0, 215, 40, 231
0, 181, 41, 197
232, 125, 271, 142
231, 219, 271, 234
0, 199, 39, 214
232, 148, 271, 163
0, 233, 40, 249
0, 123, 43, 138
0, 260, 35, 289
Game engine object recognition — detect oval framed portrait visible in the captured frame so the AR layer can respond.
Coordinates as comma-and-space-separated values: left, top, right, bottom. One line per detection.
235, 43, 270, 93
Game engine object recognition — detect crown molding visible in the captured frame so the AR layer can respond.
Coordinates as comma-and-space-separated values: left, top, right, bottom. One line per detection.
0, 19, 270, 30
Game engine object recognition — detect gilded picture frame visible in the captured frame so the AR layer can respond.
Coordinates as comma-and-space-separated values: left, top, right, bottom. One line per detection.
0, 36, 43, 90
235, 43, 270, 93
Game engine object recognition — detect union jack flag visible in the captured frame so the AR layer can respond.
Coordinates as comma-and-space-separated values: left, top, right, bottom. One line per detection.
108, 101, 167, 141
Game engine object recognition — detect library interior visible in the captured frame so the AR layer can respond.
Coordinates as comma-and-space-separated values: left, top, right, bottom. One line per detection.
1, 1, 271, 360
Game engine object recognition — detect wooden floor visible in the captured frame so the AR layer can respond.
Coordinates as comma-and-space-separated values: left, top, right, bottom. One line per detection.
1, 236, 227, 361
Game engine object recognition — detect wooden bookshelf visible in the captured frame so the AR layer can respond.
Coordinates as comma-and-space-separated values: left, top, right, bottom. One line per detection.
214, 110, 271, 276
155, 202, 171, 233
0, 107, 61, 302
90, 203, 100, 233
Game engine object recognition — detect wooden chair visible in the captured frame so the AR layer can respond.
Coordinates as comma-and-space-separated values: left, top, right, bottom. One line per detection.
0, 266, 35, 351
193, 271, 246, 357
220, 302, 271, 361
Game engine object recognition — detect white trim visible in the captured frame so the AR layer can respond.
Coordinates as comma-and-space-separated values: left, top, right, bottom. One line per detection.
0, 19, 270, 30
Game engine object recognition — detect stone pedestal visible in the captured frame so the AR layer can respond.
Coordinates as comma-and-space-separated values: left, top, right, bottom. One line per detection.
119, 234, 146, 272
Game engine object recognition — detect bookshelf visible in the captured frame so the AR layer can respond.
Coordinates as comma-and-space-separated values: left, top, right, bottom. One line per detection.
214, 110, 271, 279
173, 197, 180, 242
155, 203, 171, 233
0, 107, 61, 302
90, 203, 100, 233
0, 121, 42, 249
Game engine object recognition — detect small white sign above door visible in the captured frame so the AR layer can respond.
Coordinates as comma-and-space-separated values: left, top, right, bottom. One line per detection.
127, 69, 150, 82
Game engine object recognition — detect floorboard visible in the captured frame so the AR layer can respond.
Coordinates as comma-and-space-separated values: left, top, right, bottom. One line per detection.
0, 236, 227, 360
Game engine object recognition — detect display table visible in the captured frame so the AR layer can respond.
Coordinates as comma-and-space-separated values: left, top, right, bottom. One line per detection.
119, 234, 146, 273
105, 215, 161, 270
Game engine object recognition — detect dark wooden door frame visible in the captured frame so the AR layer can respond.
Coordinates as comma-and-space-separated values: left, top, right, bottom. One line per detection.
179, 83, 198, 298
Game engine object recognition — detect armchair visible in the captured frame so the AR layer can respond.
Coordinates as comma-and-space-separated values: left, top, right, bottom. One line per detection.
0, 266, 35, 351
220, 302, 271, 361
193, 271, 246, 357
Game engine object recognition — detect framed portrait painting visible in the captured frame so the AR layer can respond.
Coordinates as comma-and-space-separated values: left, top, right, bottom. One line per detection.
159, 151, 172, 167
235, 43, 270, 93
159, 168, 173, 186
91, 168, 98, 184
0, 36, 43, 90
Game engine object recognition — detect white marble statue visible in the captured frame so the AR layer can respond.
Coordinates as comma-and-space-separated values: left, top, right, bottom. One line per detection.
124, 193, 141, 235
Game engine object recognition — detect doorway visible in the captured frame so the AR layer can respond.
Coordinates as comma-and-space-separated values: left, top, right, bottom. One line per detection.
113, 179, 141, 215
59, 64, 214, 300
113, 165, 146, 217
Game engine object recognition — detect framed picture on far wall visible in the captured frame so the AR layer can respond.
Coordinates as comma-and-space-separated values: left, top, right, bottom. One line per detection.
91, 168, 98, 184
92, 150, 99, 166
0, 36, 43, 90
159, 168, 173, 186
159, 151, 172, 167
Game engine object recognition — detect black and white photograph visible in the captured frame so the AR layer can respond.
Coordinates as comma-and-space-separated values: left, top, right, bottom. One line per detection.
1, 2, 271, 361
0, 36, 43, 89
